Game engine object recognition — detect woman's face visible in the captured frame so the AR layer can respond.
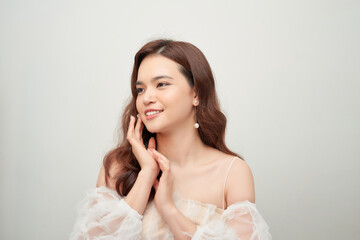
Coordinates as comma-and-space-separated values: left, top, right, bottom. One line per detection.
135, 54, 197, 134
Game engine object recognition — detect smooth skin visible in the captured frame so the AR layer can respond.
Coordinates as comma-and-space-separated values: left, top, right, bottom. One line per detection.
97, 55, 255, 240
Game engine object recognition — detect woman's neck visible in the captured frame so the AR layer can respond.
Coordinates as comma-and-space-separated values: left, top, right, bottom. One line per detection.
156, 127, 209, 168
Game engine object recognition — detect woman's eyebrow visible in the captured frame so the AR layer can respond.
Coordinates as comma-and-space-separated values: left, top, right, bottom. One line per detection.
136, 75, 173, 85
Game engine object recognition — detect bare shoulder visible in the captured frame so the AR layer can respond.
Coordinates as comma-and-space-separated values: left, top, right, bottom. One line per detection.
204, 147, 239, 165
96, 160, 124, 191
225, 156, 255, 206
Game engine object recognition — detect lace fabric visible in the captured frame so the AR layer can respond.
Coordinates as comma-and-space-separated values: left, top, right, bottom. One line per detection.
70, 187, 272, 240
69, 186, 142, 240
190, 201, 272, 240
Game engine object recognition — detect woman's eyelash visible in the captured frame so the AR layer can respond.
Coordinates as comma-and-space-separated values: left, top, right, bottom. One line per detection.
157, 82, 168, 87
135, 83, 169, 94
135, 88, 144, 94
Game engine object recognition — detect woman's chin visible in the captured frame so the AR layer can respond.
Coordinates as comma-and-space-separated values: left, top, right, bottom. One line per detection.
145, 125, 166, 134
147, 129, 156, 134
143, 125, 160, 134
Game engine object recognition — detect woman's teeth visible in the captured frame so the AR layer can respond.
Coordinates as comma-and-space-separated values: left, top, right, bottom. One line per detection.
146, 110, 162, 116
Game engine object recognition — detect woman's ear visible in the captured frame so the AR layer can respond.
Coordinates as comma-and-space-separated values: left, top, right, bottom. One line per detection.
192, 88, 199, 106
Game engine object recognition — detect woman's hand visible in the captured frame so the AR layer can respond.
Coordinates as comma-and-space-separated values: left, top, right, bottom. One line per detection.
127, 115, 159, 179
148, 149, 200, 239
148, 148, 177, 217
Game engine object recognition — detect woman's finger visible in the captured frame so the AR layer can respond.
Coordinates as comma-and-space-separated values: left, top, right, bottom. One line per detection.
151, 149, 168, 162
148, 137, 156, 150
153, 179, 159, 191
147, 148, 157, 161
139, 118, 144, 139
134, 114, 142, 140
126, 116, 135, 142
150, 149, 169, 171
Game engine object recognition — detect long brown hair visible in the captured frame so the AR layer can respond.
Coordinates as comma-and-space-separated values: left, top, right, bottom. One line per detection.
103, 39, 243, 200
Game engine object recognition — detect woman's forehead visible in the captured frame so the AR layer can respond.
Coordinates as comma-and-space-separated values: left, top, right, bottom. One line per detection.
137, 55, 182, 80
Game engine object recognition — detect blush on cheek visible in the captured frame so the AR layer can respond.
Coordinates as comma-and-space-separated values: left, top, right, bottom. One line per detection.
135, 101, 141, 114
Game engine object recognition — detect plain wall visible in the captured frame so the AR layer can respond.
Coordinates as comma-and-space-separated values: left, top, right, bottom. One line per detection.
0, 0, 359, 239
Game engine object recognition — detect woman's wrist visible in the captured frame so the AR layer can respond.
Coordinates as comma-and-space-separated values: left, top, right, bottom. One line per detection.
159, 203, 178, 220
139, 169, 158, 182
124, 170, 156, 215
161, 205, 197, 238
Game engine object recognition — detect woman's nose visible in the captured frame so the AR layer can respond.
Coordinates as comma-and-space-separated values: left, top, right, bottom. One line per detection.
142, 88, 156, 105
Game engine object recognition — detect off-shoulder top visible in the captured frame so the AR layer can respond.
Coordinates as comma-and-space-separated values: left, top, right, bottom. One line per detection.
69, 157, 272, 239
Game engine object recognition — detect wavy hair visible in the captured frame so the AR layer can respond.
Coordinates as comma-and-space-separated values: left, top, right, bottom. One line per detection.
103, 39, 243, 200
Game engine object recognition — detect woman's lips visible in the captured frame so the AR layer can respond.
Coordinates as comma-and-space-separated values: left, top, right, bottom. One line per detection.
145, 111, 163, 120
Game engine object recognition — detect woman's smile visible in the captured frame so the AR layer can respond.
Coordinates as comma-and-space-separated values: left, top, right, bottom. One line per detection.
145, 110, 163, 120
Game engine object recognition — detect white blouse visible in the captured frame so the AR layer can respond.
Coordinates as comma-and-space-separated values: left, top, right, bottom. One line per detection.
70, 157, 272, 240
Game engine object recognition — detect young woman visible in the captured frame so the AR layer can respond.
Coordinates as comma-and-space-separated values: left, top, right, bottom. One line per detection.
70, 39, 272, 239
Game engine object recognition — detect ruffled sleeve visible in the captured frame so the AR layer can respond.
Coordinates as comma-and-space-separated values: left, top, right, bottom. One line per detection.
190, 201, 272, 240
69, 186, 143, 240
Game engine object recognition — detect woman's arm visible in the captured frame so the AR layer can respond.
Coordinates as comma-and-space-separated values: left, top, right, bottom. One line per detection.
156, 156, 255, 239
70, 152, 157, 239
69, 186, 143, 240
70, 115, 160, 239
124, 169, 158, 215
190, 160, 271, 240
160, 207, 197, 239
70, 163, 150, 240
225, 159, 255, 207
150, 151, 271, 240
123, 115, 160, 215
97, 163, 155, 215
148, 149, 196, 239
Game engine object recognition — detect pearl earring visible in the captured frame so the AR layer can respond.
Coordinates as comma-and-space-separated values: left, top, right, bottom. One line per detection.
194, 100, 199, 128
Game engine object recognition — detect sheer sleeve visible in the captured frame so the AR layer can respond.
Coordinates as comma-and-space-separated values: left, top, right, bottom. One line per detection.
190, 201, 271, 240
69, 186, 143, 240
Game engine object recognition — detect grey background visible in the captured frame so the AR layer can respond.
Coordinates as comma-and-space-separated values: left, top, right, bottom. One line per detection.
1, 0, 359, 239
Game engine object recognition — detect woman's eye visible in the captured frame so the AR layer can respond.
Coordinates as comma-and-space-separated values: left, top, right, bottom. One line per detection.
157, 83, 168, 87
135, 88, 144, 94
